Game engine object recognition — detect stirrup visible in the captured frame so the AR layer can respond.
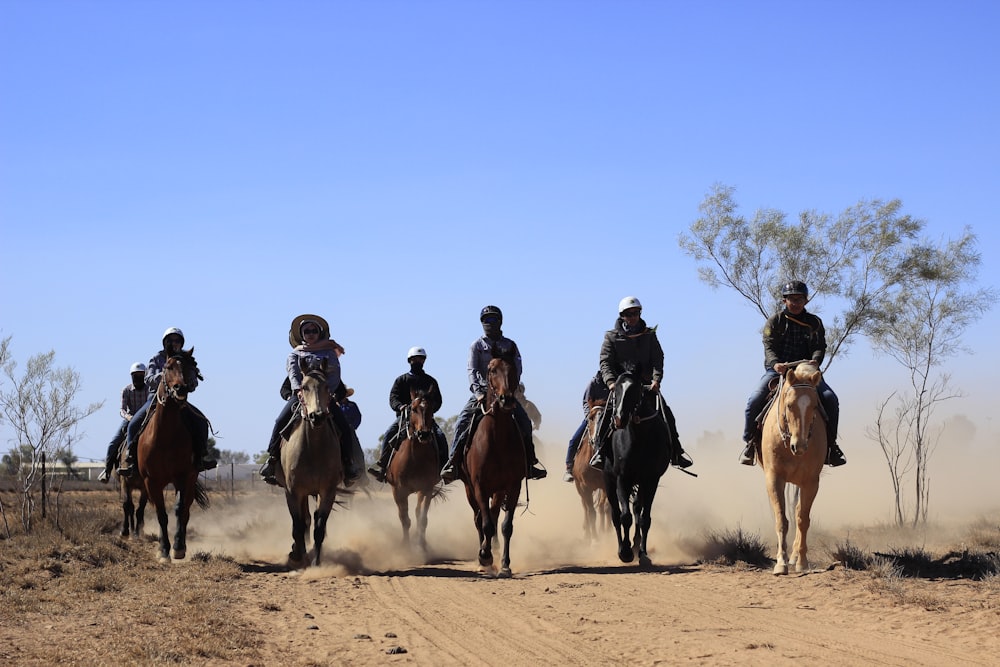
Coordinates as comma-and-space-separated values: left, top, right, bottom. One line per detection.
588, 451, 604, 469
826, 445, 847, 467
367, 465, 386, 482
739, 442, 756, 466
440, 462, 458, 484
562, 469, 574, 483
527, 464, 547, 480
117, 465, 136, 478
672, 451, 694, 469
98, 469, 110, 483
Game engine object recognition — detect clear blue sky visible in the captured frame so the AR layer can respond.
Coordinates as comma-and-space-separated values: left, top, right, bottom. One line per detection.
2, 1, 998, 472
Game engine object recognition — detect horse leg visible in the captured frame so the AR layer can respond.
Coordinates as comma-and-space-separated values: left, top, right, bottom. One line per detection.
792, 482, 819, 572
635, 483, 657, 567
313, 498, 333, 567
616, 479, 634, 563
498, 503, 515, 578
415, 491, 430, 554
172, 487, 192, 560
393, 487, 412, 548
475, 492, 495, 568
136, 493, 147, 535
285, 493, 308, 568
766, 475, 790, 575
149, 487, 171, 562
121, 492, 134, 537
578, 486, 595, 542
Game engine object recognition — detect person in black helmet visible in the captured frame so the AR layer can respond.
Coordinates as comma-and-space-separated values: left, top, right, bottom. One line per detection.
119, 327, 216, 477
440, 305, 547, 483
367, 346, 449, 483
740, 281, 846, 467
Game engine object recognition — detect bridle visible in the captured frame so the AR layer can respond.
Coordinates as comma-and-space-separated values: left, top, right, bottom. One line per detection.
777, 375, 819, 446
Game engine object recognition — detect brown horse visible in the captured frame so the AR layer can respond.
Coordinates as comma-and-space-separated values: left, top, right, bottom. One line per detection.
137, 348, 209, 562
571, 399, 610, 542
115, 444, 147, 538
275, 358, 345, 568
460, 352, 526, 577
758, 362, 827, 575
385, 390, 443, 553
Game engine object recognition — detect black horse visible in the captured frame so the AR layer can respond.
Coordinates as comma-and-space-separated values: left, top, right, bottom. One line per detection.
601, 367, 670, 566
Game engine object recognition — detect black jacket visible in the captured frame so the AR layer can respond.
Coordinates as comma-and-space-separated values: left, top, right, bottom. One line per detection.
388, 369, 443, 414
599, 317, 664, 387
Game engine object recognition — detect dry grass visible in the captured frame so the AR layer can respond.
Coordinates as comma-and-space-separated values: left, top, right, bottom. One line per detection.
0, 489, 263, 665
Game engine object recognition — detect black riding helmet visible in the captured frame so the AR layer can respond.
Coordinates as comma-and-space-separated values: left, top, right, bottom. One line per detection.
480, 305, 502, 323
781, 281, 809, 298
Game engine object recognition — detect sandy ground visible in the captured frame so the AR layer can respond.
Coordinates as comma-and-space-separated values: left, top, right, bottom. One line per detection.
177, 465, 1000, 667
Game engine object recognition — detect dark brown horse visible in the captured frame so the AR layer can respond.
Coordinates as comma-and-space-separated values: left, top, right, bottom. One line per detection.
385, 390, 443, 553
571, 398, 611, 542
137, 348, 209, 562
460, 352, 526, 577
275, 358, 345, 568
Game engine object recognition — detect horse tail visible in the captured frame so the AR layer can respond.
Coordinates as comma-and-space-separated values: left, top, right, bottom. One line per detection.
193, 479, 210, 510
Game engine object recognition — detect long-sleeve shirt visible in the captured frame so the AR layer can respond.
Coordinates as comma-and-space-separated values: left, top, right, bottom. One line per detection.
467, 334, 522, 398
287, 347, 342, 393
120, 384, 150, 420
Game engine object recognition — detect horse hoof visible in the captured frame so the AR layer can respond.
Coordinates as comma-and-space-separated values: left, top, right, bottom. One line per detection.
172, 549, 186, 560
773, 564, 789, 575
618, 548, 635, 563
479, 552, 494, 567
158, 553, 171, 563
639, 554, 652, 567
498, 567, 512, 579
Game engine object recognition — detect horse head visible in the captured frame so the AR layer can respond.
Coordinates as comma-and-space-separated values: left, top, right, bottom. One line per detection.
163, 348, 201, 401
611, 362, 646, 429
407, 389, 436, 444
486, 350, 518, 413
779, 363, 822, 454
298, 357, 331, 426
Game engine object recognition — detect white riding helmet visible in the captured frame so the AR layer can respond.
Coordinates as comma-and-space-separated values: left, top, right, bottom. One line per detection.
162, 327, 184, 345
407, 346, 427, 361
618, 296, 642, 314
129, 362, 147, 374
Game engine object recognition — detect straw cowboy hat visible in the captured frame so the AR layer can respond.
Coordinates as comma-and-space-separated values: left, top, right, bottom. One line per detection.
288, 314, 330, 348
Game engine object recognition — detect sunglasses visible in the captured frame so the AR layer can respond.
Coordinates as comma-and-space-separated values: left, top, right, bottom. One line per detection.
622, 310, 641, 318
482, 316, 500, 325
302, 328, 320, 335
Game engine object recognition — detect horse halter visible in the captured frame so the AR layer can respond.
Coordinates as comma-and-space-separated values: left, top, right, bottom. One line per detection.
405, 398, 433, 442
160, 355, 195, 403
777, 375, 818, 446
298, 370, 331, 422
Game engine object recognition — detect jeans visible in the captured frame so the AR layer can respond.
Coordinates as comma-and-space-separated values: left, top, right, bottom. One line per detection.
743, 369, 839, 442
565, 418, 587, 468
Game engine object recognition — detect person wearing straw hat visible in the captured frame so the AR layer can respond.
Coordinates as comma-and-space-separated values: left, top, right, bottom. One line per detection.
259, 314, 361, 486
99, 362, 150, 483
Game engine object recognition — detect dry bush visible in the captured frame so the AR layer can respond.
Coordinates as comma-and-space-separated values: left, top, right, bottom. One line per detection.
698, 525, 772, 568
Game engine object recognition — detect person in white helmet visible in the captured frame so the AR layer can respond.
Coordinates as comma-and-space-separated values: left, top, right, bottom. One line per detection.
367, 346, 449, 482
259, 314, 362, 486
98, 362, 150, 483
119, 328, 216, 477
440, 305, 547, 483
590, 297, 693, 470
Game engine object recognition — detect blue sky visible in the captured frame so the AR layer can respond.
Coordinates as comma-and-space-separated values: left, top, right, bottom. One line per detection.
2, 1, 998, 494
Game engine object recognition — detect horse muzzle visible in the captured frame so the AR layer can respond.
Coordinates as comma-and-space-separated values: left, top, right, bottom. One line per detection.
305, 410, 329, 426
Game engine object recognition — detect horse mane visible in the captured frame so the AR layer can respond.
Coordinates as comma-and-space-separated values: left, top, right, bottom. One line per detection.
788, 363, 821, 384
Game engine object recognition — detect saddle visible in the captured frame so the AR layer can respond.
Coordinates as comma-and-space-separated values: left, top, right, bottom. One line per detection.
751, 375, 829, 443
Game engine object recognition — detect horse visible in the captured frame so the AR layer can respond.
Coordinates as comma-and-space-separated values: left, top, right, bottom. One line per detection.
757, 361, 827, 575
601, 369, 670, 566
385, 389, 443, 553
460, 353, 526, 577
115, 444, 147, 538
572, 398, 611, 542
274, 357, 345, 568
136, 348, 210, 562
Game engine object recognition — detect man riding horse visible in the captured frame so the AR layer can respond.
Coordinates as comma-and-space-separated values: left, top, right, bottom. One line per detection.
740, 280, 846, 467
440, 305, 547, 483
590, 296, 693, 470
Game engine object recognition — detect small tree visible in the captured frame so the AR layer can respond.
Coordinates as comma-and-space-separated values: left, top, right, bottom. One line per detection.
218, 449, 250, 465
0, 339, 103, 531
865, 231, 996, 525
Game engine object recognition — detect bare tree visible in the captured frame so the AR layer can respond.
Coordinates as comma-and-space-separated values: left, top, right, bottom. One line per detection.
864, 231, 996, 525
218, 449, 250, 465
0, 340, 103, 531
678, 183, 922, 370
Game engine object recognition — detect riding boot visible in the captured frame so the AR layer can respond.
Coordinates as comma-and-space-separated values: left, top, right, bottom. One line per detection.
524, 436, 547, 480
194, 440, 217, 472
826, 440, 847, 467
562, 465, 574, 483
259, 431, 282, 484
440, 438, 464, 484
367, 445, 391, 483
118, 441, 138, 478
739, 438, 756, 466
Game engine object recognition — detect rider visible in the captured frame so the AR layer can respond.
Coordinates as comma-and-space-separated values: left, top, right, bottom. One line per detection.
562, 371, 609, 482
99, 362, 150, 483
514, 383, 542, 432
119, 328, 216, 477
589, 296, 693, 470
259, 314, 362, 486
367, 346, 449, 482
740, 280, 846, 467
440, 305, 547, 483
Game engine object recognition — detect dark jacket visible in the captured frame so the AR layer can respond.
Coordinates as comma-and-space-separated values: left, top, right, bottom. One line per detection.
762, 309, 827, 370
388, 369, 443, 414
599, 317, 664, 387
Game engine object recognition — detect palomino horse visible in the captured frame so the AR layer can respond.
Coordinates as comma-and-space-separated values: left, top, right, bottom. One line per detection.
115, 445, 147, 538
758, 361, 827, 575
275, 357, 344, 568
602, 369, 669, 566
571, 398, 610, 542
385, 390, 443, 553
137, 348, 209, 562
460, 352, 525, 577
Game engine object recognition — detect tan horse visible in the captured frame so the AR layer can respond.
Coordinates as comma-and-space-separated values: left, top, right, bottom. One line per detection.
385, 390, 443, 553
758, 362, 827, 575
571, 399, 610, 542
275, 357, 345, 568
